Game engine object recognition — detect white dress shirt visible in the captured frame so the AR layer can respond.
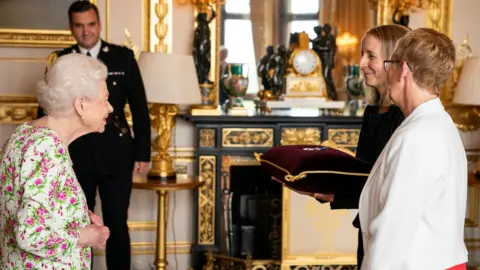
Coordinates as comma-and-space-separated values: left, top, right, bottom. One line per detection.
78, 39, 102, 58
359, 98, 468, 270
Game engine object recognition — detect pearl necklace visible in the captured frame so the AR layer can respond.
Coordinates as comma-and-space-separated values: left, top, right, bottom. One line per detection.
47, 116, 70, 155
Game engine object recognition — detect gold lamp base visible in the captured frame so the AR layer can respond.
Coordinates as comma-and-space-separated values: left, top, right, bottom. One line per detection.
446, 105, 480, 132
148, 103, 179, 180
149, 155, 176, 179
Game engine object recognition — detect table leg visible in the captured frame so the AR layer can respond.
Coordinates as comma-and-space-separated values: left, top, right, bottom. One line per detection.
154, 190, 168, 270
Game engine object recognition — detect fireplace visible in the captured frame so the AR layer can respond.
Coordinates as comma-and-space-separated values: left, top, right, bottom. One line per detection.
182, 113, 363, 269
222, 159, 282, 260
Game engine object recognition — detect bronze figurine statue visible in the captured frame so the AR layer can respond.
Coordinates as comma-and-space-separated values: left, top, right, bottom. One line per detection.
193, 6, 216, 85
257, 45, 274, 91
268, 45, 288, 98
311, 24, 338, 100
392, 7, 410, 28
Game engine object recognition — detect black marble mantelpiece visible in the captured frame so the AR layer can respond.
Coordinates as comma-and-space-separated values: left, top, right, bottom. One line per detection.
180, 112, 362, 125
182, 113, 363, 269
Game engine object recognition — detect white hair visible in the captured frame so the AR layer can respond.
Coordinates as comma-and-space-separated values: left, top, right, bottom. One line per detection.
37, 53, 107, 115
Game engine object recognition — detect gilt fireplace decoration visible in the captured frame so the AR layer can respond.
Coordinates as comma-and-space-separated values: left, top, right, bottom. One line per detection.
183, 113, 364, 269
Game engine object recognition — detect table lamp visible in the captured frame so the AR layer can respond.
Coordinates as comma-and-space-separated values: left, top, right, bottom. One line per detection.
451, 57, 480, 131
450, 57, 480, 176
138, 52, 201, 180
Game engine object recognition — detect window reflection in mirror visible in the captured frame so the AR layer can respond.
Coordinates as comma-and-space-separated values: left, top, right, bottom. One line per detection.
221, 0, 321, 97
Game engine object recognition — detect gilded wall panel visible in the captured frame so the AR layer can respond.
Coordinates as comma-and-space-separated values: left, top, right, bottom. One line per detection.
199, 128, 216, 148
198, 155, 216, 245
280, 128, 322, 146
327, 129, 360, 148
222, 128, 274, 148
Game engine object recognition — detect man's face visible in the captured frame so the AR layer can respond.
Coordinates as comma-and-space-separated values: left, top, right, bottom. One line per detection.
70, 9, 101, 49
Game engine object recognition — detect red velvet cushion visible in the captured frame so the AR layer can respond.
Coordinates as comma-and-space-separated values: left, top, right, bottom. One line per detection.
255, 145, 372, 194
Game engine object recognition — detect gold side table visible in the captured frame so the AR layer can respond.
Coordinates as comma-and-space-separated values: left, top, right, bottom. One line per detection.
133, 176, 204, 270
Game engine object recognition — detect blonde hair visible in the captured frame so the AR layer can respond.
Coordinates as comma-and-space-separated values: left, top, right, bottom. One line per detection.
392, 28, 456, 95
363, 24, 410, 106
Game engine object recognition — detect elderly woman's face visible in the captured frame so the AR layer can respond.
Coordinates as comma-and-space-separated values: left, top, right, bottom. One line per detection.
360, 35, 387, 91
82, 81, 113, 133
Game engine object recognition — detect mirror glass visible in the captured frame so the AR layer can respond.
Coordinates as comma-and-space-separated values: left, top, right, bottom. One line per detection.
220, 0, 322, 98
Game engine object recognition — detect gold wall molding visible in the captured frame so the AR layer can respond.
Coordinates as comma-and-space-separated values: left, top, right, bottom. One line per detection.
128, 221, 157, 231
212, 2, 221, 105
105, 0, 110, 41
222, 128, 274, 148
143, 0, 152, 52
0, 95, 38, 124
94, 241, 192, 255
0, 57, 47, 63
198, 155, 216, 245
0, 30, 75, 48
154, 0, 169, 52
424, 0, 452, 37
280, 128, 322, 146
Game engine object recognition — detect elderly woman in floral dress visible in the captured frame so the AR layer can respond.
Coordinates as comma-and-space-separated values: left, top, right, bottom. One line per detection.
0, 53, 112, 269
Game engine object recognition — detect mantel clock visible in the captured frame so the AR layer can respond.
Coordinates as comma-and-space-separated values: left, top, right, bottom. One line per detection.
285, 32, 327, 99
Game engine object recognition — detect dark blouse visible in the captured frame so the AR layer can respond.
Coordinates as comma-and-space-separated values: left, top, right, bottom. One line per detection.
330, 105, 405, 220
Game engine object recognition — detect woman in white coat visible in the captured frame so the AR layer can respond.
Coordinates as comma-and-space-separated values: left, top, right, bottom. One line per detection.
359, 28, 468, 270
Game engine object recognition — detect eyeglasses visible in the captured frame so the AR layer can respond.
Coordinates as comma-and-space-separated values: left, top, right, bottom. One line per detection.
384, 60, 411, 72
384, 60, 400, 72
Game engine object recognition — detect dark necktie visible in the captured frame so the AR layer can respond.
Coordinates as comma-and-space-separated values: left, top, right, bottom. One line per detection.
86, 51, 91, 57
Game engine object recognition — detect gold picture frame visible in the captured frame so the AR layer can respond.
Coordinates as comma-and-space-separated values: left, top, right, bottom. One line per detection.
0, 0, 96, 48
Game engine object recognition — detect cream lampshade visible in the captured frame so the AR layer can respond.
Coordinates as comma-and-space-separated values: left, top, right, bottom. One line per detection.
450, 57, 480, 174
138, 52, 201, 179
453, 57, 480, 106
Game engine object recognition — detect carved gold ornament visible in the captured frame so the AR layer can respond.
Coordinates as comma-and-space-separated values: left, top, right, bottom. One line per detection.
198, 156, 216, 245
327, 129, 360, 148
280, 128, 322, 146
222, 128, 274, 148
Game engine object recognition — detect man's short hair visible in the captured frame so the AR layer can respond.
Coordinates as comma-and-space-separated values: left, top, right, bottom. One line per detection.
68, 0, 100, 24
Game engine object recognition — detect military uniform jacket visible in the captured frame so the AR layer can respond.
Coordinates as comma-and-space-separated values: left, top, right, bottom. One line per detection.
38, 40, 151, 175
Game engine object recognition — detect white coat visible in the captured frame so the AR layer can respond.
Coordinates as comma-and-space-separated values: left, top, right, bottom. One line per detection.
359, 98, 468, 270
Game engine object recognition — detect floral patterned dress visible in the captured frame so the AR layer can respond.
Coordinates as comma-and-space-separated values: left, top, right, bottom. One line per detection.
0, 124, 91, 269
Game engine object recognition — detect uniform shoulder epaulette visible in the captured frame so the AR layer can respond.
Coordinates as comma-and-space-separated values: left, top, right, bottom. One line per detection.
46, 47, 75, 69
46, 50, 61, 69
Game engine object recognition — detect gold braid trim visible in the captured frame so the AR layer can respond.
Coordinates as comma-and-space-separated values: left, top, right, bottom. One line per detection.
254, 141, 368, 183
47, 52, 58, 67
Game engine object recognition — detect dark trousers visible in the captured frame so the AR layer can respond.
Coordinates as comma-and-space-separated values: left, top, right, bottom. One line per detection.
357, 228, 364, 269
77, 171, 133, 270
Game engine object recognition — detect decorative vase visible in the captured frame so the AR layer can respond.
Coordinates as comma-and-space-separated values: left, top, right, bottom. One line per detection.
222, 63, 249, 108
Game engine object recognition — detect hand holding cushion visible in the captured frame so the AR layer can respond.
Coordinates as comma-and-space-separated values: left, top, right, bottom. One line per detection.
257, 143, 371, 195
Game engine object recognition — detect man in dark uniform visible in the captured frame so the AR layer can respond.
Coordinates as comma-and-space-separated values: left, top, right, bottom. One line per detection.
37, 1, 151, 269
